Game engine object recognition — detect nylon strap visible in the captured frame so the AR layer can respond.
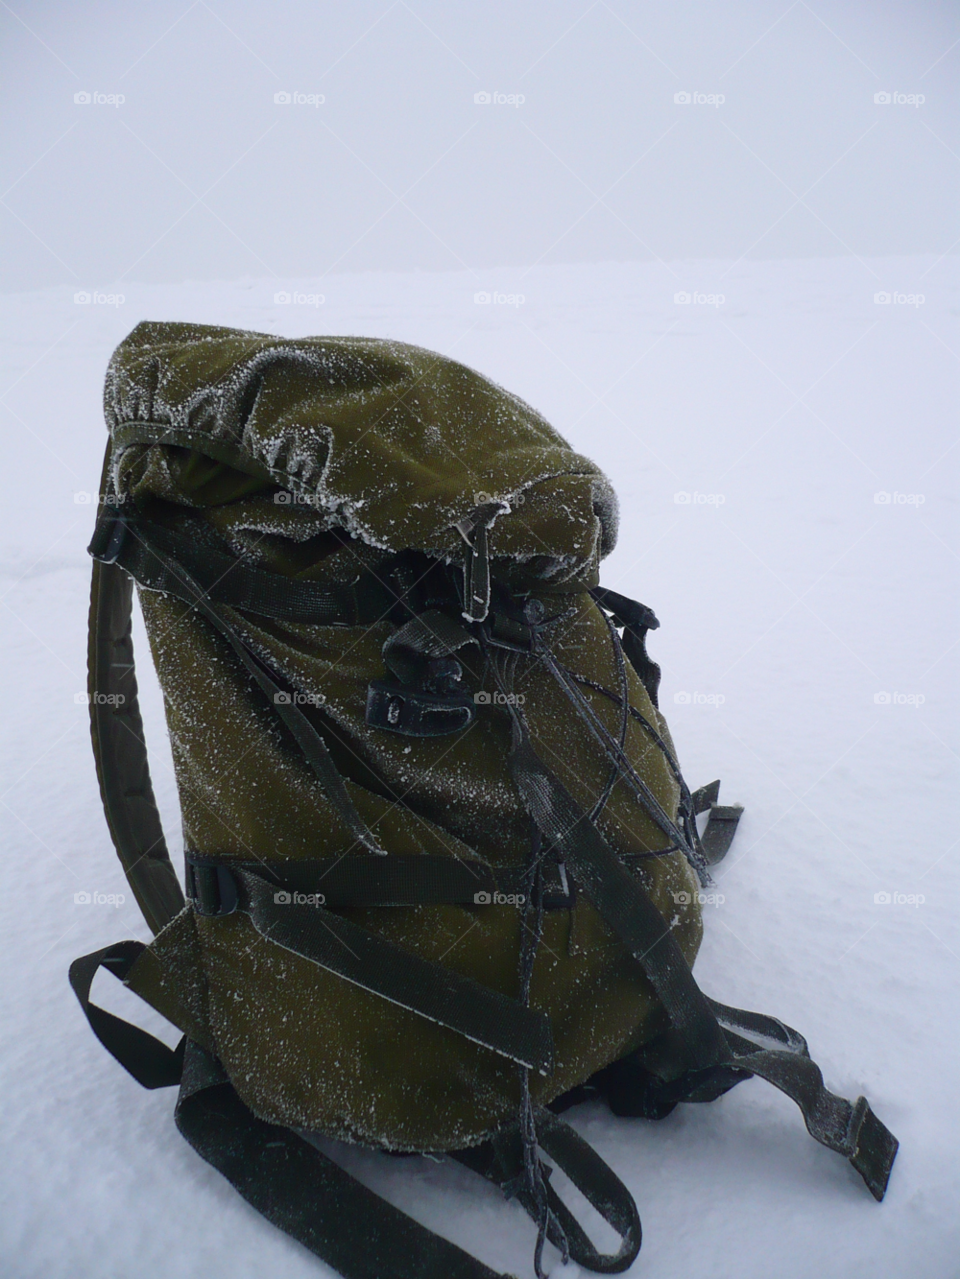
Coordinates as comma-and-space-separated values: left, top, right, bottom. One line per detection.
90, 508, 399, 626
184, 847, 676, 914
66, 957, 517, 1279
453, 1106, 641, 1275
112, 521, 387, 857
88, 499, 185, 934
231, 866, 554, 1074
69, 941, 185, 1088
488, 652, 729, 1073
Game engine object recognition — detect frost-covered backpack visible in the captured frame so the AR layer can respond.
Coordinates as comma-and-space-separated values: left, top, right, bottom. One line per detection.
72, 322, 897, 1279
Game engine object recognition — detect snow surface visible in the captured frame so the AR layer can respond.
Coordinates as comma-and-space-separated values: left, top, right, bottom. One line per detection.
0, 256, 957, 1279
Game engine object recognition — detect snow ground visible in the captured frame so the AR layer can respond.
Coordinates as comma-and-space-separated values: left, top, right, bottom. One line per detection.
0, 256, 957, 1279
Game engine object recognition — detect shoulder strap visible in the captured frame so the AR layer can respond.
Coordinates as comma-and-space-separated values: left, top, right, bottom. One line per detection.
88, 551, 185, 935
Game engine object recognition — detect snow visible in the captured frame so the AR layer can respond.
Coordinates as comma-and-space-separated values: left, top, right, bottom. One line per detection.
1, 255, 957, 1278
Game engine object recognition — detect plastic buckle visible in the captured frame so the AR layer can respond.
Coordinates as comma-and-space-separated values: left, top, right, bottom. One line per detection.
88, 502, 129, 565
185, 855, 239, 916
365, 680, 476, 737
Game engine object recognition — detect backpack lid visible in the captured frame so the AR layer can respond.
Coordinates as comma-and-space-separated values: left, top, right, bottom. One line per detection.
105, 322, 618, 587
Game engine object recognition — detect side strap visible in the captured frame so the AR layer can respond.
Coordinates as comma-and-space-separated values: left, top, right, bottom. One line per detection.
109, 518, 387, 858
489, 646, 899, 1200
453, 1106, 641, 1275
488, 651, 729, 1074
69, 941, 184, 1088
66, 966, 518, 1279
88, 556, 185, 935
223, 867, 554, 1075
175, 1042, 518, 1279
90, 503, 399, 625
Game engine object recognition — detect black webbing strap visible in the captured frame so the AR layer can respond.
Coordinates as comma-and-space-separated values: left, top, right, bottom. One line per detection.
175, 1045, 518, 1279
66, 959, 517, 1279
88, 554, 185, 935
69, 941, 185, 1088
722, 1027, 898, 1201
453, 1106, 641, 1275
490, 641, 899, 1199
90, 504, 397, 626
222, 866, 554, 1074
184, 848, 677, 916
108, 520, 388, 858
489, 655, 729, 1074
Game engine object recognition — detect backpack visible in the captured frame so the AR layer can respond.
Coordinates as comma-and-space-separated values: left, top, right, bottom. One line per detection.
72, 321, 898, 1279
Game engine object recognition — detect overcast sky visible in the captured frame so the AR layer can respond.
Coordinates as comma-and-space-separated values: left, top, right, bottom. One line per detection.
1, 1, 957, 291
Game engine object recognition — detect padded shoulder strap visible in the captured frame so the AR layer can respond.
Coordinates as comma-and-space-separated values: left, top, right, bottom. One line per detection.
88, 548, 185, 935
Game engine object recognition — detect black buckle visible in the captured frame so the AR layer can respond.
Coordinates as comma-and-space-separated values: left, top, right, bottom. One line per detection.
185, 854, 239, 916
88, 501, 130, 565
365, 680, 476, 737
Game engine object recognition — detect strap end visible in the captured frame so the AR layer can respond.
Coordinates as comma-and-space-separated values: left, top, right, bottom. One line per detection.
848, 1097, 899, 1201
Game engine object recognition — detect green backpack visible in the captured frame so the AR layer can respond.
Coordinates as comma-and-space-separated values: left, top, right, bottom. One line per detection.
72, 321, 897, 1278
